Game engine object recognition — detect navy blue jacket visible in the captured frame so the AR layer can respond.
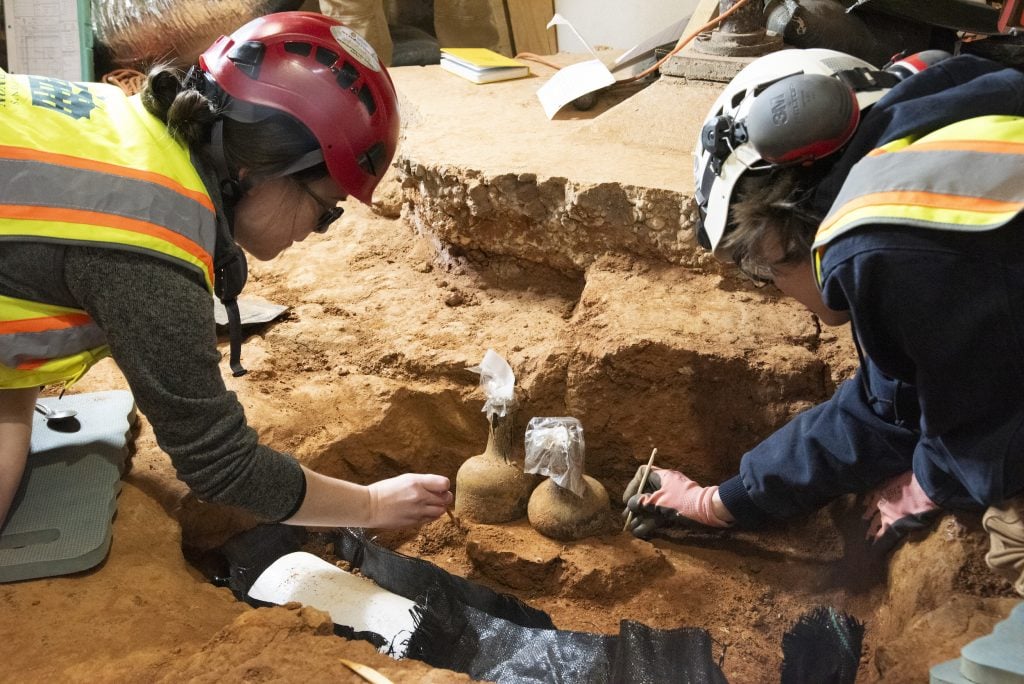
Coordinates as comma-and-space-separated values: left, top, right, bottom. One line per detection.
719, 56, 1024, 526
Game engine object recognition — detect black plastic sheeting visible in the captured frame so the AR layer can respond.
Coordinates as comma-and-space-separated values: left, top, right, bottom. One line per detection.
208, 525, 727, 683
407, 587, 727, 684
206, 526, 865, 683
328, 528, 727, 684
780, 606, 865, 684
329, 527, 554, 631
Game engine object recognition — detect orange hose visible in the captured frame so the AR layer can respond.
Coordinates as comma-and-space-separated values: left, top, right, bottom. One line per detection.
617, 0, 758, 85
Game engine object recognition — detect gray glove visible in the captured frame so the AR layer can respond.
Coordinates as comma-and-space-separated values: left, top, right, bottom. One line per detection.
623, 465, 732, 538
622, 466, 685, 539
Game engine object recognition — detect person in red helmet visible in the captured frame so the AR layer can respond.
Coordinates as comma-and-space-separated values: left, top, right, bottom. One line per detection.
0, 12, 452, 531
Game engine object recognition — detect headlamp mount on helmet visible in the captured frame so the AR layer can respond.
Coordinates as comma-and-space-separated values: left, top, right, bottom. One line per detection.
702, 116, 748, 176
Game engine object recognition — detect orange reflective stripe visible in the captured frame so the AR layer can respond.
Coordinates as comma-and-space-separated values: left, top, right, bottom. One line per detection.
16, 358, 47, 371
0, 144, 215, 213
817, 190, 1024, 241
0, 204, 214, 278
0, 312, 93, 334
868, 139, 1024, 157
842, 189, 1020, 214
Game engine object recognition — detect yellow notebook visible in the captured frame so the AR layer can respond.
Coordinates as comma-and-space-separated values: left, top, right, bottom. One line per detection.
439, 48, 530, 84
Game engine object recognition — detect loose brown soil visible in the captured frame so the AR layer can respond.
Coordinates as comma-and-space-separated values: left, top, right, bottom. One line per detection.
3, 197, 1019, 683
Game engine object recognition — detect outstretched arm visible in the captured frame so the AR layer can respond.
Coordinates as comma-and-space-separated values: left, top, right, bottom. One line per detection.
284, 467, 452, 528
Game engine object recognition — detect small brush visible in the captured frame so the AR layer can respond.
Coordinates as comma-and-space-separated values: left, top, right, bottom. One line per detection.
623, 447, 657, 533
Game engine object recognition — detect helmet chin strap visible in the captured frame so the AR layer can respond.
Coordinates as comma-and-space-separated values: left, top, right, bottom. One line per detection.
208, 116, 249, 377
191, 65, 324, 378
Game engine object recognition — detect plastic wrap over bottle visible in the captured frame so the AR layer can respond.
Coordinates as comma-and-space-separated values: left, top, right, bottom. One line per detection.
524, 417, 586, 497
92, 0, 303, 69
467, 349, 515, 420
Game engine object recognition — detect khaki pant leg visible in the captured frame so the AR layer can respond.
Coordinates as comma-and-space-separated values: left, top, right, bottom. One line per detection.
983, 496, 1024, 597
433, 0, 511, 55
318, 0, 393, 66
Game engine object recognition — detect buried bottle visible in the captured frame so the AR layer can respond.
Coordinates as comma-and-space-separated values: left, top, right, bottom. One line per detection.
454, 407, 534, 523
454, 350, 535, 523
524, 417, 610, 540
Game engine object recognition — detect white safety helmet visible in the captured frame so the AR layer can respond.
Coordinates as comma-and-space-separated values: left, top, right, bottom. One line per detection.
693, 48, 897, 258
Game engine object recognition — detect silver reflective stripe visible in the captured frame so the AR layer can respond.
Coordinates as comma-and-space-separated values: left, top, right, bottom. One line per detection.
0, 158, 217, 252
0, 236, 211, 284
826, 148, 1024, 224
0, 323, 107, 367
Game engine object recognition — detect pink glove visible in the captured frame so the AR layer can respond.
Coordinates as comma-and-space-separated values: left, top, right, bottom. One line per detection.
863, 471, 940, 549
623, 467, 731, 538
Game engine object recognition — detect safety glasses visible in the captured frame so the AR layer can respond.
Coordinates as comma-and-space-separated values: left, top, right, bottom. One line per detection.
296, 179, 345, 234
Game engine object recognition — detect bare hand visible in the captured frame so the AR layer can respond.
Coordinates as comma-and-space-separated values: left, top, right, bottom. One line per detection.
366, 473, 453, 528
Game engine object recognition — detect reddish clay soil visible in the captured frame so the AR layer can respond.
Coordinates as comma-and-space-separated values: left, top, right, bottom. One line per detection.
2, 201, 1018, 683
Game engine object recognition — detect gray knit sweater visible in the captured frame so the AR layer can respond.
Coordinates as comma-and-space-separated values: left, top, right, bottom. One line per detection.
0, 227, 306, 522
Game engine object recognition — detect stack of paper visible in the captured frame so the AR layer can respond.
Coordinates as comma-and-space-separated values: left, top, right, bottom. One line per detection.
440, 48, 531, 84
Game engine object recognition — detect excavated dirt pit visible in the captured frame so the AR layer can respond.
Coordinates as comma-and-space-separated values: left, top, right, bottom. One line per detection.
3, 198, 1018, 683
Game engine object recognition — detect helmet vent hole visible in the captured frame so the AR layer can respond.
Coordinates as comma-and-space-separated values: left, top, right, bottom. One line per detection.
316, 47, 339, 67
284, 41, 312, 57
336, 62, 359, 89
356, 85, 376, 116
227, 41, 265, 79
358, 142, 387, 177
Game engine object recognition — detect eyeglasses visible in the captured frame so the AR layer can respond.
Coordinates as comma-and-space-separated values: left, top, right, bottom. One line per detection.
296, 179, 345, 234
737, 258, 775, 288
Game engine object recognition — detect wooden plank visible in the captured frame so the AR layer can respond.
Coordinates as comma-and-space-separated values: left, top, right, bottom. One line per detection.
506, 0, 557, 55
677, 0, 720, 48
435, 0, 516, 57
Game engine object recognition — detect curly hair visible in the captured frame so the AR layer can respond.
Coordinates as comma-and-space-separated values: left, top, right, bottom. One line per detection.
720, 168, 822, 282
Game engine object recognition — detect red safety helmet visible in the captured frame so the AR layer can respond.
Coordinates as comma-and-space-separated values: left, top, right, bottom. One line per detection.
200, 11, 400, 205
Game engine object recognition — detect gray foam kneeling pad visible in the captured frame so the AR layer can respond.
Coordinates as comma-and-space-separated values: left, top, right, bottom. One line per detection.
0, 390, 136, 583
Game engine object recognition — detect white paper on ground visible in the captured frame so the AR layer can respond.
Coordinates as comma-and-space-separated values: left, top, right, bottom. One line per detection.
536, 14, 617, 119
212, 296, 289, 327
248, 551, 418, 657
535, 11, 690, 118
536, 58, 616, 119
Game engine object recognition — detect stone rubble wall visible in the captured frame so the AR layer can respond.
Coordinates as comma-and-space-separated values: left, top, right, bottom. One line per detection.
397, 161, 716, 275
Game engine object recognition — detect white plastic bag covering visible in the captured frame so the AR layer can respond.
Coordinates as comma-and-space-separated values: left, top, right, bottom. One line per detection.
92, 0, 301, 69
247, 551, 417, 658
524, 417, 586, 497
467, 349, 515, 420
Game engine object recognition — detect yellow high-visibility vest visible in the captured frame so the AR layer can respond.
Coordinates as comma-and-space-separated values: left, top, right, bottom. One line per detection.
0, 69, 217, 389
812, 115, 1024, 286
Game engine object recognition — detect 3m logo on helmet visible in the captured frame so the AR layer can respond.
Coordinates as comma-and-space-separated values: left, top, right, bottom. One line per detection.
769, 92, 788, 126
330, 25, 381, 73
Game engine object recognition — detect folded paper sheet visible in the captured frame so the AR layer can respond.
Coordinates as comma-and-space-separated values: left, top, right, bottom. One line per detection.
535, 12, 688, 119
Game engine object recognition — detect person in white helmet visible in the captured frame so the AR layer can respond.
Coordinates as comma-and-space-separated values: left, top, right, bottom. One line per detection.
624, 48, 1024, 564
